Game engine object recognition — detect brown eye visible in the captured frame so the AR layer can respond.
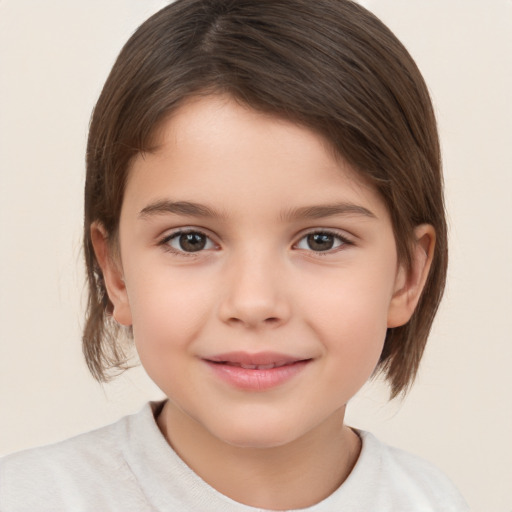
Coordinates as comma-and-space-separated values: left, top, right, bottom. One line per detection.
307, 233, 335, 251
296, 232, 346, 252
179, 233, 207, 252
165, 231, 214, 253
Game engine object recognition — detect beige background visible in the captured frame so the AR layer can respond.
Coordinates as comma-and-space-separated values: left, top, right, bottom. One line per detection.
1, 1, 511, 510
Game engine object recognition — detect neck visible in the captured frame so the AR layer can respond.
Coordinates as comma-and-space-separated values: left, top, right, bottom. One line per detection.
157, 400, 361, 510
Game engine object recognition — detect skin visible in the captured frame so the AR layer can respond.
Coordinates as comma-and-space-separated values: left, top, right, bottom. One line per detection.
92, 95, 434, 510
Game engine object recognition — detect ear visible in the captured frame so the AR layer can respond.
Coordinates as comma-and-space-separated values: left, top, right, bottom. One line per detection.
387, 224, 436, 328
90, 222, 133, 326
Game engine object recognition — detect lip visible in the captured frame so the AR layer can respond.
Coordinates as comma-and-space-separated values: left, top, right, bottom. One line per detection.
203, 351, 311, 391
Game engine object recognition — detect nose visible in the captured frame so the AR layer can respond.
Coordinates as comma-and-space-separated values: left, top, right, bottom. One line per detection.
217, 250, 292, 329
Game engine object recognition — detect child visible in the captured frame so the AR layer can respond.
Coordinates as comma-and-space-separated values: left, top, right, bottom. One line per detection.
0, 0, 469, 510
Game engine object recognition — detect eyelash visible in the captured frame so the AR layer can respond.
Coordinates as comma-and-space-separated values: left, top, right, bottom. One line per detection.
294, 230, 353, 255
158, 229, 218, 257
158, 228, 353, 256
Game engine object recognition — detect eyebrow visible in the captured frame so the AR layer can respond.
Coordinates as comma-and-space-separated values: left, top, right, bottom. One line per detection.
280, 203, 376, 221
139, 200, 224, 219
138, 200, 376, 221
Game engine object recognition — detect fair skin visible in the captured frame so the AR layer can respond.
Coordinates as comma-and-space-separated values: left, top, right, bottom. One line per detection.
92, 95, 434, 510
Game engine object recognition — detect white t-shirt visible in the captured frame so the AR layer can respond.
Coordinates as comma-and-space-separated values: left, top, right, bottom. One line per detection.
0, 401, 469, 511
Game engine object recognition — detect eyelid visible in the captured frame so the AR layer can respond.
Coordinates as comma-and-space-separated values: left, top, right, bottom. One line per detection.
156, 226, 354, 255
293, 228, 354, 253
158, 227, 219, 255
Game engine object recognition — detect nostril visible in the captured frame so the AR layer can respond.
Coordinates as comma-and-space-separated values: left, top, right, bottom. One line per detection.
226, 316, 281, 327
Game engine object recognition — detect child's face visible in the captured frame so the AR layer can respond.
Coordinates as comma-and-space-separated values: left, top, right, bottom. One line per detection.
107, 95, 409, 448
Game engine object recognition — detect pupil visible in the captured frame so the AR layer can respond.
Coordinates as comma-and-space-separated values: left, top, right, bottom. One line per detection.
180, 233, 206, 252
308, 233, 334, 251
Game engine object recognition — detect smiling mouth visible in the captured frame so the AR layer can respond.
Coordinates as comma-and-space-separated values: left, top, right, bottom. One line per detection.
204, 352, 312, 390
205, 351, 311, 369
210, 361, 304, 370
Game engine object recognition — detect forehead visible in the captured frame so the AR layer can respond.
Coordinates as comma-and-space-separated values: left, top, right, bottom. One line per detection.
123, 94, 389, 222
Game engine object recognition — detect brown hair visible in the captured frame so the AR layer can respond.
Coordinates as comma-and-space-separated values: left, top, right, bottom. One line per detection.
84, 0, 447, 398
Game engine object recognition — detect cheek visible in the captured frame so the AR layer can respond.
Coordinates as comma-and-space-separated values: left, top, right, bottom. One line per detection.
304, 258, 395, 325
125, 267, 213, 363
301, 263, 395, 371
314, 295, 388, 400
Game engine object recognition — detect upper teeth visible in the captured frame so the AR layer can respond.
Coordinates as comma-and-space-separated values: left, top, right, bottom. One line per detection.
240, 363, 276, 370
219, 361, 296, 369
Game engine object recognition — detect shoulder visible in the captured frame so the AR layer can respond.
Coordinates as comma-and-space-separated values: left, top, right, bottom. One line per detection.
351, 430, 470, 512
1, 409, 127, 477
0, 403, 159, 512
